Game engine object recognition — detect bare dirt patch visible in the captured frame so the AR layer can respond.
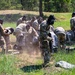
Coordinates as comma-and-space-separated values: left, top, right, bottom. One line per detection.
0, 10, 39, 15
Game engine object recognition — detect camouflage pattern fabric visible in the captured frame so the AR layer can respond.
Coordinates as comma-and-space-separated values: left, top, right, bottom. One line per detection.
13, 23, 27, 49
55, 27, 66, 45
40, 22, 51, 65
70, 17, 75, 31
0, 25, 5, 52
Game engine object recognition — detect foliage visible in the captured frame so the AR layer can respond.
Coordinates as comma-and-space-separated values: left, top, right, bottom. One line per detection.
0, 0, 22, 10
0, 0, 74, 12
21, 0, 39, 11
71, 0, 75, 12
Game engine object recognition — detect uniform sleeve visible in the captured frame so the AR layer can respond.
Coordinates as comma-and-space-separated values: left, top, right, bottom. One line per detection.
32, 27, 39, 37
70, 19, 73, 27
70, 18, 75, 30
0, 25, 4, 35
17, 18, 22, 26
0, 25, 9, 36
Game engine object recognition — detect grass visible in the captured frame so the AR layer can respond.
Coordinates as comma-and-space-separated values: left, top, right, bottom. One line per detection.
0, 11, 75, 75
3, 22, 16, 28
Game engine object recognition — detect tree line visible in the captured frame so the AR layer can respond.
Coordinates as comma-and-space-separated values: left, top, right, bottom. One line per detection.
0, 0, 75, 13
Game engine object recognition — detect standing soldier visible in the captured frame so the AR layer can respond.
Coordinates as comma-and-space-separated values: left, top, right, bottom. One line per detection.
70, 12, 75, 38
40, 15, 55, 66
70, 12, 75, 31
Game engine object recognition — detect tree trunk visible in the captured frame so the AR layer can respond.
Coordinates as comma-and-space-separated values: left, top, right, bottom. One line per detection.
39, 0, 43, 17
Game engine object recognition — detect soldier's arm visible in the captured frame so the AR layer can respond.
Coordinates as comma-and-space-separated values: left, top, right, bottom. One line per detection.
47, 36, 53, 41
32, 27, 39, 37
0, 26, 9, 36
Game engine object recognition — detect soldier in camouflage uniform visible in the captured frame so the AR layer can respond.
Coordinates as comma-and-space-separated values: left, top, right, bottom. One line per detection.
70, 12, 75, 31
0, 23, 5, 53
40, 15, 55, 66
16, 15, 27, 26
54, 27, 66, 49
13, 22, 27, 50
0, 19, 11, 53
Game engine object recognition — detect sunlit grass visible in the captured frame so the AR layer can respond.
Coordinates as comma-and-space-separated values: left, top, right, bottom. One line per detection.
3, 22, 16, 28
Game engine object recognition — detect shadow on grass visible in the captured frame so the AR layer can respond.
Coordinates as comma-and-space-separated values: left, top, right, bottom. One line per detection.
20, 64, 43, 73
0, 14, 48, 22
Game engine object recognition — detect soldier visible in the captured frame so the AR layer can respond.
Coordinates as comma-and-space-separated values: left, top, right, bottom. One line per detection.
25, 22, 39, 46
30, 16, 40, 34
49, 31, 58, 53
70, 12, 75, 39
13, 22, 27, 50
70, 12, 75, 31
55, 27, 66, 49
0, 19, 5, 53
16, 15, 27, 26
65, 12, 75, 43
40, 15, 55, 66
4, 27, 14, 52
0, 19, 12, 53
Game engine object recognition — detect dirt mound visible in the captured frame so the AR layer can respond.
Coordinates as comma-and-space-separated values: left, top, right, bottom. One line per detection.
15, 47, 42, 68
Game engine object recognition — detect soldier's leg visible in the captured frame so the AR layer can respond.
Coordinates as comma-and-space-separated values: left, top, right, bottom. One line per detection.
0, 39, 5, 53
4, 35, 12, 53
41, 41, 50, 66
17, 34, 25, 53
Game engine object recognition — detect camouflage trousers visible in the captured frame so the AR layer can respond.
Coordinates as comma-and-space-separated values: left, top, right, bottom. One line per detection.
4, 35, 11, 51
41, 40, 50, 65
0, 37, 5, 52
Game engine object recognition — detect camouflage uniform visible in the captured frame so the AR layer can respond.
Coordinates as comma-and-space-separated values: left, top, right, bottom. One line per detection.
13, 23, 27, 50
55, 27, 66, 48
40, 21, 51, 65
16, 15, 27, 26
0, 24, 5, 52
25, 25, 39, 46
70, 12, 75, 40
3, 27, 14, 52
70, 12, 75, 31
70, 17, 75, 31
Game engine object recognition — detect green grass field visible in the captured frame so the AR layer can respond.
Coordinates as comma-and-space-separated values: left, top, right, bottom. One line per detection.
0, 11, 75, 75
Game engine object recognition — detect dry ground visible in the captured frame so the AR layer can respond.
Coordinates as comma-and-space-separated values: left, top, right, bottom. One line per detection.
0, 10, 39, 15
10, 35, 42, 67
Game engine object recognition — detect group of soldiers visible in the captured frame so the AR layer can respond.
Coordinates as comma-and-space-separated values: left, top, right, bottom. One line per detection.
0, 12, 75, 66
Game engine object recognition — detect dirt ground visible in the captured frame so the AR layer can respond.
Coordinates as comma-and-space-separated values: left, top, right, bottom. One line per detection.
10, 35, 42, 67
0, 10, 39, 15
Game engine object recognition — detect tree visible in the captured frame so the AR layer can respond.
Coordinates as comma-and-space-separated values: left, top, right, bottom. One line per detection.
71, 0, 75, 11
53, 0, 71, 12
39, 0, 43, 17
20, 0, 39, 11
0, 0, 11, 9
